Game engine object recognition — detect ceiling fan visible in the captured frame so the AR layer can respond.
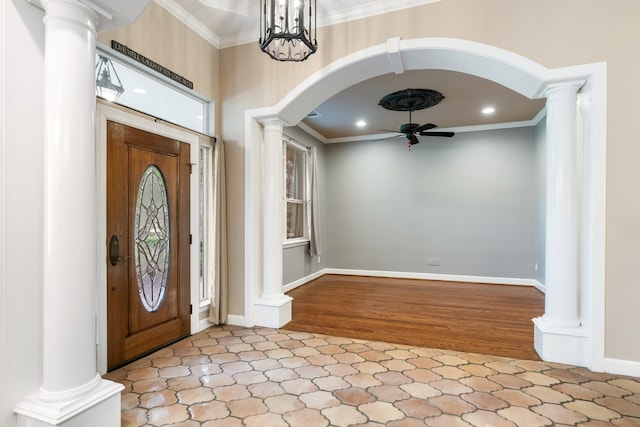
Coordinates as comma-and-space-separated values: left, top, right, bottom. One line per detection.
379, 88, 455, 147
394, 109, 455, 146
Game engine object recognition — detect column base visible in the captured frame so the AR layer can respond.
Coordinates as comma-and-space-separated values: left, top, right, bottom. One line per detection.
254, 295, 293, 328
15, 378, 123, 427
533, 315, 589, 367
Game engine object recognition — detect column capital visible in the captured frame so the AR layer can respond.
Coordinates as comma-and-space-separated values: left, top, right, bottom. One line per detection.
28, 0, 100, 32
260, 117, 286, 131
542, 79, 585, 99
26, 0, 153, 32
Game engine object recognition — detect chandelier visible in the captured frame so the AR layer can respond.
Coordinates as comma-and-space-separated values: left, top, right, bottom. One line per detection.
259, 0, 318, 62
95, 56, 124, 102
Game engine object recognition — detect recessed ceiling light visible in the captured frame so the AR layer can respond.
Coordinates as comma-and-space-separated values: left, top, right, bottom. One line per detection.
482, 106, 495, 115
356, 120, 367, 127
133, 88, 146, 94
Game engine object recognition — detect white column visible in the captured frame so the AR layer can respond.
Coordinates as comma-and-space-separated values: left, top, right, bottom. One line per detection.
41, 0, 99, 394
544, 83, 582, 327
254, 119, 292, 328
15, 0, 122, 425
262, 119, 286, 300
533, 80, 589, 366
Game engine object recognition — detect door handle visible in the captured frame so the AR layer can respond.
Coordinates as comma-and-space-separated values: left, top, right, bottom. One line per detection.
109, 235, 123, 266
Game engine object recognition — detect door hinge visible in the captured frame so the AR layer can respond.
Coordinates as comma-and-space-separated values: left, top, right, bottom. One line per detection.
189, 234, 193, 244
190, 304, 193, 315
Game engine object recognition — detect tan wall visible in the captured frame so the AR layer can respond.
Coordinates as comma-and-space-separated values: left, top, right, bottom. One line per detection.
96, 0, 640, 362
220, 0, 640, 362
97, 2, 220, 117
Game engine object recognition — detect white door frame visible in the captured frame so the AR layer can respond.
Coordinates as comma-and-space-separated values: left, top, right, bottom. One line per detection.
244, 37, 607, 371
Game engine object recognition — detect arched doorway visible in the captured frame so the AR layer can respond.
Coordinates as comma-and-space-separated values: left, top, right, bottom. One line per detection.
244, 37, 606, 371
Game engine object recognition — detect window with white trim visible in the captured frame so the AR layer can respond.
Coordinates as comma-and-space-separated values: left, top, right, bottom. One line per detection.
199, 144, 213, 302
284, 138, 310, 242
95, 44, 211, 135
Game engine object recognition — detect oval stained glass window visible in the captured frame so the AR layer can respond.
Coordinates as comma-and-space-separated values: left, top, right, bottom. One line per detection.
134, 165, 170, 312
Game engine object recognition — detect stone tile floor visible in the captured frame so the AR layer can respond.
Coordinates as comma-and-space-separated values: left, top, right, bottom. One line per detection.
103, 325, 640, 426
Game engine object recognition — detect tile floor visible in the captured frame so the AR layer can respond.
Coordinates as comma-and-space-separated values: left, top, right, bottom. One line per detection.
104, 325, 640, 426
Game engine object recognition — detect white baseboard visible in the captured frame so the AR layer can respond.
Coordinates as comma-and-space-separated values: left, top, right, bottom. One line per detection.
323, 268, 543, 289
226, 314, 247, 327
604, 357, 640, 378
284, 269, 326, 293
196, 317, 213, 333
196, 314, 247, 331
533, 279, 546, 294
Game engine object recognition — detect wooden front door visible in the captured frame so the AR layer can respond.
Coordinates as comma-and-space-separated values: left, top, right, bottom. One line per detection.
107, 121, 190, 370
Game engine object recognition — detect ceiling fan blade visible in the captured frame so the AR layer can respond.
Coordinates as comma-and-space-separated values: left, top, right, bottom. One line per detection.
413, 123, 437, 133
376, 134, 404, 141
419, 131, 455, 137
409, 133, 420, 145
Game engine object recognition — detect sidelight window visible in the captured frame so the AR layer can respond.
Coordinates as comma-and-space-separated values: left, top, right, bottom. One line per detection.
284, 138, 310, 242
199, 144, 213, 301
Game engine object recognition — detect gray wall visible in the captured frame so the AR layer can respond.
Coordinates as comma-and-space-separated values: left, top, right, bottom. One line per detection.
325, 127, 538, 279
282, 127, 327, 285
534, 119, 547, 284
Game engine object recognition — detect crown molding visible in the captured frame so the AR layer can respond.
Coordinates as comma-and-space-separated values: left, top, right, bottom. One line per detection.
156, 0, 443, 49
317, 0, 442, 30
154, 0, 221, 48
296, 122, 329, 144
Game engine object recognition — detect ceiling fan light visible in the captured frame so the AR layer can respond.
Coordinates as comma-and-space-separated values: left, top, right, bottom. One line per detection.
259, 0, 318, 62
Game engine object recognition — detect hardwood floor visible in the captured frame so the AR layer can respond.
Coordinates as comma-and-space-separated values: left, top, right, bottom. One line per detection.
284, 274, 545, 361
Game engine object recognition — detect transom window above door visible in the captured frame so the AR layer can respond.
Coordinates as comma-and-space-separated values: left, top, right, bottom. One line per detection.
95, 43, 211, 135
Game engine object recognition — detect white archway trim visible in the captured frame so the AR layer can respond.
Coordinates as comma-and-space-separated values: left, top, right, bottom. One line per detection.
244, 37, 607, 372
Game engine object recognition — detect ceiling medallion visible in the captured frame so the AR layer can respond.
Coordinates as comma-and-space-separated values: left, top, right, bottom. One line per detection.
379, 88, 444, 111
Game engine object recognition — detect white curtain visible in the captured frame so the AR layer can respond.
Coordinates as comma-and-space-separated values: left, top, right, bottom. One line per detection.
208, 138, 228, 324
309, 146, 321, 257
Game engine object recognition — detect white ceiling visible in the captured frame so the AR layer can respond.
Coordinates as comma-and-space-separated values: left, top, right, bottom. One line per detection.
164, 0, 546, 141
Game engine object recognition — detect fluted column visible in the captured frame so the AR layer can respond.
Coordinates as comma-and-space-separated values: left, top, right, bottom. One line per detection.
255, 118, 292, 327
15, 0, 123, 424
533, 80, 588, 366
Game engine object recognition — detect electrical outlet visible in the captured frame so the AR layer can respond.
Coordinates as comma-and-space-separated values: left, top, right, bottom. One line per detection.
426, 258, 440, 266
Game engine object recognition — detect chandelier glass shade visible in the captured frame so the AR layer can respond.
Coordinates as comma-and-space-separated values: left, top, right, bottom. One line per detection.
95, 56, 125, 101
259, 0, 318, 62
